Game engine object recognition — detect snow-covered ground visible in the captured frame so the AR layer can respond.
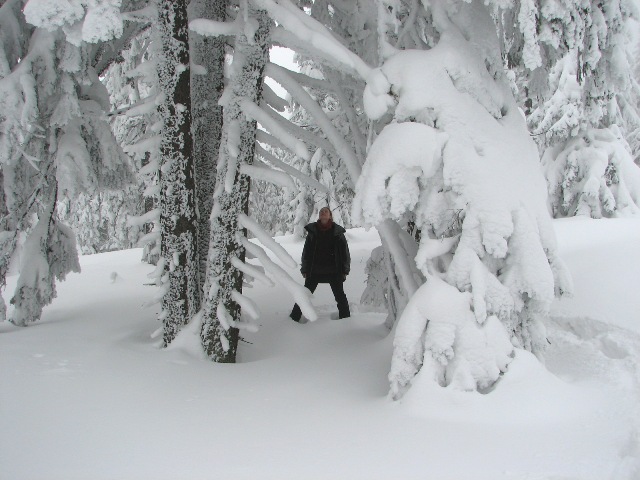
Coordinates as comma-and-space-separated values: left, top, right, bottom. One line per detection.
1, 218, 639, 480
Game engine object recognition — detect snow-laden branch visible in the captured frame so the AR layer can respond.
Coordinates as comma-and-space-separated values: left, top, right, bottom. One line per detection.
137, 230, 160, 248
124, 137, 161, 161
266, 63, 362, 182
127, 207, 160, 227
124, 98, 158, 117
394, 0, 419, 49
240, 161, 296, 189
238, 213, 297, 269
253, 0, 372, 81
255, 144, 329, 193
24, 0, 131, 46
217, 301, 258, 333
239, 99, 310, 160
268, 63, 336, 92
239, 236, 317, 321
230, 256, 274, 287
216, 303, 233, 331
270, 28, 358, 79
121, 5, 157, 23
189, 18, 240, 37
256, 129, 289, 153
145, 257, 165, 286
231, 290, 259, 321
143, 183, 161, 197
262, 82, 288, 112
257, 110, 339, 159
352, 122, 447, 227
414, 235, 459, 276
324, 69, 367, 164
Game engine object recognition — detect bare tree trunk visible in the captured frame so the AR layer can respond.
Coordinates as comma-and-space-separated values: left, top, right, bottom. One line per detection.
201, 7, 271, 362
156, 0, 199, 345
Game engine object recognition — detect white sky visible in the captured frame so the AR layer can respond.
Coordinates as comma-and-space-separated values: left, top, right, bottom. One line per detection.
266, 46, 297, 100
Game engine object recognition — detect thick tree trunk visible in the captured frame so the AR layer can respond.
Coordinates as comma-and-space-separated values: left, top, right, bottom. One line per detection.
156, 0, 199, 345
189, 0, 227, 293
201, 8, 271, 362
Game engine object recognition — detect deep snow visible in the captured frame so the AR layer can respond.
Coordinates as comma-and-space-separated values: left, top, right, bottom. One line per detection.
1, 218, 639, 480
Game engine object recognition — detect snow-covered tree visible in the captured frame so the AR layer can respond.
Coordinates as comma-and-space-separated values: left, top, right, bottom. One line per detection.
189, 0, 226, 288
103, 27, 160, 261
104, 25, 165, 266
356, 1, 573, 397
251, 0, 572, 398
154, 0, 199, 345
0, 0, 142, 324
197, 5, 273, 362
249, 174, 292, 236
189, 1, 329, 362
502, 0, 640, 217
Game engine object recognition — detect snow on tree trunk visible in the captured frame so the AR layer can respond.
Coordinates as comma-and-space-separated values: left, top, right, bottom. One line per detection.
155, 0, 199, 345
352, 2, 573, 398
200, 7, 271, 362
189, 0, 226, 291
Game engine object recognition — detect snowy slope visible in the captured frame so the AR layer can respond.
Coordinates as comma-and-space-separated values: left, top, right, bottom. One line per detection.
1, 220, 639, 480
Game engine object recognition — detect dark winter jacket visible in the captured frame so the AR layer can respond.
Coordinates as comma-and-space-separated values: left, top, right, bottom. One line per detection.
300, 222, 350, 277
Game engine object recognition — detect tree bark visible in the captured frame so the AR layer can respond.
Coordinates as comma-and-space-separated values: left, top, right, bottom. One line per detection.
156, 0, 199, 345
189, 0, 227, 295
201, 7, 271, 362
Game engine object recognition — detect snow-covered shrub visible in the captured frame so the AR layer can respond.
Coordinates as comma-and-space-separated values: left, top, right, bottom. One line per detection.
353, 2, 572, 398
11, 214, 80, 326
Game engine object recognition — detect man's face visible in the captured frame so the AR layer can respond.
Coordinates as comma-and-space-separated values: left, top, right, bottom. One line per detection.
319, 208, 331, 224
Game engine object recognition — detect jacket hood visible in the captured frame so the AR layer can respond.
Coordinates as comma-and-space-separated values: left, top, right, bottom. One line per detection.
305, 222, 346, 236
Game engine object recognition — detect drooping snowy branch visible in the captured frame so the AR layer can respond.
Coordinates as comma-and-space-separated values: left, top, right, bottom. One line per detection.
24, 0, 124, 46
261, 82, 288, 113
189, 18, 240, 38
239, 99, 309, 160
240, 161, 296, 190
238, 235, 317, 321
238, 213, 296, 269
266, 62, 361, 182
254, 143, 329, 193
258, 104, 340, 159
252, 0, 372, 80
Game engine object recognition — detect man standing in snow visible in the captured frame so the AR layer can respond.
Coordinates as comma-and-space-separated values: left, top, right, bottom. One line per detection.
290, 207, 351, 322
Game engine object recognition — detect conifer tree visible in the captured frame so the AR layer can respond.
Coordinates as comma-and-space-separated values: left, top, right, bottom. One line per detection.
200, 6, 272, 362
251, 0, 572, 397
190, 0, 226, 290
0, 0, 141, 324
155, 0, 199, 345
502, 0, 640, 217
